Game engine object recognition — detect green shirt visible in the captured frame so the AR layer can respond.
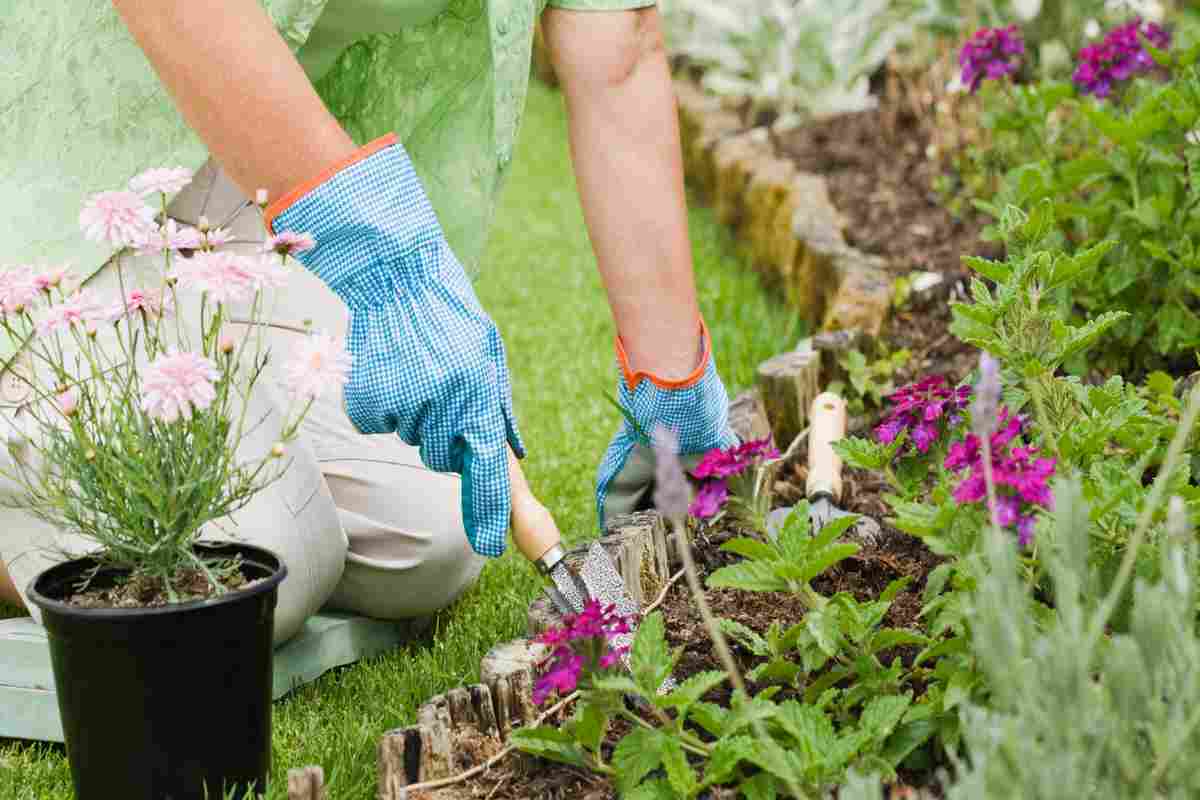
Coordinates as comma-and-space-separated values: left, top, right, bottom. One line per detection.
0, 0, 651, 359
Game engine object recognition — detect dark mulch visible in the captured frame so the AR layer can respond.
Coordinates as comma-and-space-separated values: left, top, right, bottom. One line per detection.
776, 107, 1000, 281
66, 566, 249, 609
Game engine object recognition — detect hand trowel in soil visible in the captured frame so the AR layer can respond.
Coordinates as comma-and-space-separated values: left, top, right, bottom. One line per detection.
508, 451, 674, 690
767, 392, 882, 544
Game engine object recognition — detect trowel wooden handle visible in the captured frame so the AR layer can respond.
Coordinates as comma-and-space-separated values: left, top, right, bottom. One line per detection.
806, 392, 847, 503
507, 447, 564, 570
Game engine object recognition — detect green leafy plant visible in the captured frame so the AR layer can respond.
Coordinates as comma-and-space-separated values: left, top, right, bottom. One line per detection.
829, 348, 911, 415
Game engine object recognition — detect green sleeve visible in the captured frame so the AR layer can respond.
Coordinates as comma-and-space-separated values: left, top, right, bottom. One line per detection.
544, 0, 655, 9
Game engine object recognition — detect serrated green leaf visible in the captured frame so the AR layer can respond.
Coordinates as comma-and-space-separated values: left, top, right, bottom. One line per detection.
719, 536, 780, 562
860, 693, 913, 741
631, 612, 674, 697
879, 576, 912, 603
613, 727, 666, 794
662, 670, 728, 709
509, 726, 588, 768
805, 607, 844, 657
623, 778, 675, 800
923, 563, 954, 602
661, 737, 699, 798
747, 659, 803, 685
707, 560, 788, 593
719, 617, 769, 656
746, 738, 806, 786
738, 772, 779, 800
881, 717, 938, 766
590, 674, 645, 696
869, 628, 930, 655
703, 735, 756, 787
574, 704, 607, 753
962, 254, 1012, 283
690, 702, 730, 737
772, 699, 837, 759
797, 542, 859, 583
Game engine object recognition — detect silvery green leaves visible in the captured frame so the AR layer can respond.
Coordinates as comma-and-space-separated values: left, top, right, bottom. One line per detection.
944, 478, 1200, 797
661, 0, 928, 124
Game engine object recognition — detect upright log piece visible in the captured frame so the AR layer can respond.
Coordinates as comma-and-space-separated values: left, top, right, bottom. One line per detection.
756, 347, 823, 454
287, 766, 326, 800
480, 638, 548, 738
729, 389, 771, 445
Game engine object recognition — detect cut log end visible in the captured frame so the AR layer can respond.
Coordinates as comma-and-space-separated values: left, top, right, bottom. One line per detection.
286, 766, 325, 800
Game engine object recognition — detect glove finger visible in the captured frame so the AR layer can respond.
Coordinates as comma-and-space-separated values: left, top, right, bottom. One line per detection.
458, 421, 512, 558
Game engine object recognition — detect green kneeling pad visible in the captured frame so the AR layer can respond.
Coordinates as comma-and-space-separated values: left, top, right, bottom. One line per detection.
0, 612, 418, 743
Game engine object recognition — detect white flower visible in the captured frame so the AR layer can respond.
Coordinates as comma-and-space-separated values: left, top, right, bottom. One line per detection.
129, 167, 194, 197
284, 332, 352, 400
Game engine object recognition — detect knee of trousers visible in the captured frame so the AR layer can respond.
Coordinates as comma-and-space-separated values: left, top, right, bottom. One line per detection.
324, 467, 485, 621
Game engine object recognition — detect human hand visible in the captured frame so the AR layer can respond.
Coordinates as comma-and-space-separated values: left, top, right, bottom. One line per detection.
595, 319, 738, 527
266, 135, 524, 557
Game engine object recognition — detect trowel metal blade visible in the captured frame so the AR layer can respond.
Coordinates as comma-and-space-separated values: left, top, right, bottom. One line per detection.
548, 559, 590, 615
579, 541, 676, 694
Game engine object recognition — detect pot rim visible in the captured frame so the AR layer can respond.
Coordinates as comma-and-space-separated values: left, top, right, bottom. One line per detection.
26, 541, 288, 621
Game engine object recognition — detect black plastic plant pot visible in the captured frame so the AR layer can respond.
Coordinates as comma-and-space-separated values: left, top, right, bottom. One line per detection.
27, 542, 287, 800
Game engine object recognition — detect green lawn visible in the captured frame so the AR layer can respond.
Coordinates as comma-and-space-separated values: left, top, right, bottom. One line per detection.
0, 81, 799, 799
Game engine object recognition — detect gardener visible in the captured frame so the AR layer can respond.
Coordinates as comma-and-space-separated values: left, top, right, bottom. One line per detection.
0, 0, 737, 643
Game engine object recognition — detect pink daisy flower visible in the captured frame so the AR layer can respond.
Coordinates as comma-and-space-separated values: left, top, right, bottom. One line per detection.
107, 288, 174, 323
171, 251, 257, 305
79, 191, 156, 248
32, 266, 72, 292
0, 268, 40, 315
242, 255, 290, 291
263, 231, 316, 257
36, 289, 108, 336
138, 219, 203, 256
284, 332, 352, 400
140, 350, 221, 423
129, 167, 194, 197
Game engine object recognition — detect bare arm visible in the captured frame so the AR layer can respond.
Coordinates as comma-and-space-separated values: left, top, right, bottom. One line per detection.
542, 7, 703, 381
111, 0, 356, 202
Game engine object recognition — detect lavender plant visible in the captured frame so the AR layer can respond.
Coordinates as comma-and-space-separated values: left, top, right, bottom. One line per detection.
0, 169, 348, 599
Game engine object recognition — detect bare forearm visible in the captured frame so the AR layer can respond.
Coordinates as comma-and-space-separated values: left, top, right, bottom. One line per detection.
544, 8, 702, 380
112, 0, 355, 201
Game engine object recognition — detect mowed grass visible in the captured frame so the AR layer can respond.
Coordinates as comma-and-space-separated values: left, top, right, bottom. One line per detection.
0, 81, 799, 799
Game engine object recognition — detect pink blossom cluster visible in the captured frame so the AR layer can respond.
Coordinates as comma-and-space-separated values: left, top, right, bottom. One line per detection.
875, 376, 972, 455
140, 350, 221, 424
689, 438, 779, 519
170, 251, 288, 304
959, 25, 1025, 93
1074, 19, 1171, 98
533, 600, 633, 705
944, 408, 1056, 547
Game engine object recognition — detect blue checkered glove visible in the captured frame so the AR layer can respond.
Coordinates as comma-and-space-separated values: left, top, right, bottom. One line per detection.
595, 320, 739, 527
267, 134, 524, 557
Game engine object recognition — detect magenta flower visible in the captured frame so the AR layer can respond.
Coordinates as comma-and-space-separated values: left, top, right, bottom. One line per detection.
263, 231, 316, 258
128, 167, 193, 198
140, 350, 221, 424
944, 407, 1055, 548
1074, 19, 1171, 99
79, 190, 156, 249
283, 332, 352, 400
533, 600, 634, 705
689, 479, 729, 520
960, 25, 1025, 93
875, 376, 972, 455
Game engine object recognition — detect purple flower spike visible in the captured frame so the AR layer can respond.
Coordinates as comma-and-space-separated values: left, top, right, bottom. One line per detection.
960, 25, 1025, 93
1074, 19, 1171, 99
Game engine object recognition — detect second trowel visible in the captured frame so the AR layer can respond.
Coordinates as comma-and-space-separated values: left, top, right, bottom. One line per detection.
767, 392, 882, 543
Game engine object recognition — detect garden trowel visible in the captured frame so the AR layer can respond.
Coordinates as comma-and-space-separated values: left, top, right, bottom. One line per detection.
508, 452, 674, 690
767, 392, 882, 544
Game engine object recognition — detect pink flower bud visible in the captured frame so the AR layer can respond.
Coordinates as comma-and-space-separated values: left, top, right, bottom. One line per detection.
58, 388, 79, 416
255, 188, 269, 207
219, 335, 236, 355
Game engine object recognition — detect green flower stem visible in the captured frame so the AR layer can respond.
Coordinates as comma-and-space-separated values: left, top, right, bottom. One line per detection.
615, 708, 710, 759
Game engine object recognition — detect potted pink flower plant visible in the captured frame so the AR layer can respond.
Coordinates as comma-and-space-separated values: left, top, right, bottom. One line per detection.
0, 166, 349, 800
